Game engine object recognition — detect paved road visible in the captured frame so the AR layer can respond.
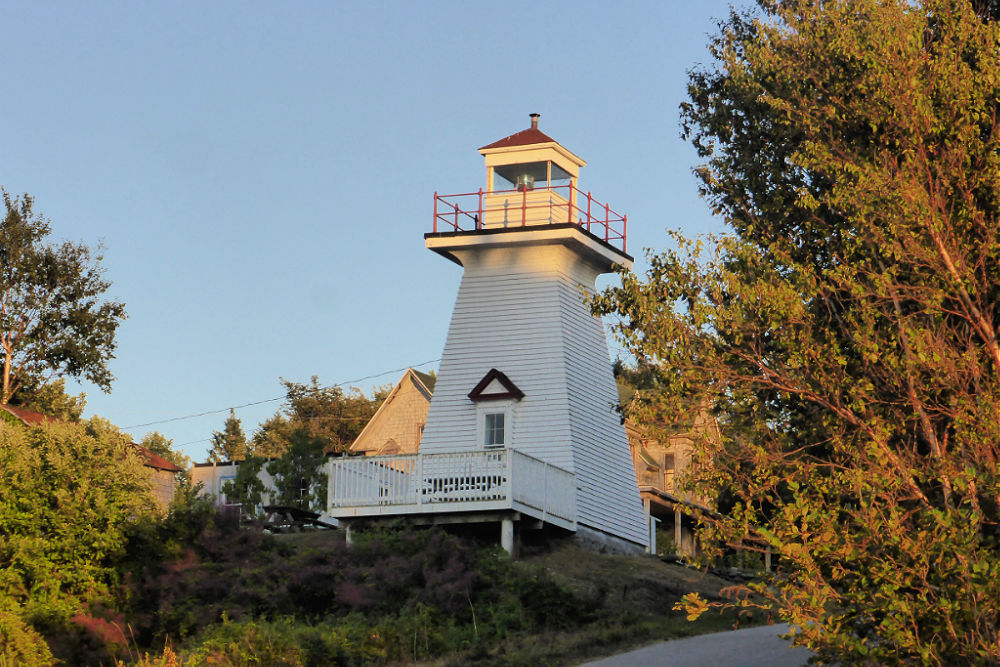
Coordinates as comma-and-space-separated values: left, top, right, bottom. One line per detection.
578, 624, 815, 667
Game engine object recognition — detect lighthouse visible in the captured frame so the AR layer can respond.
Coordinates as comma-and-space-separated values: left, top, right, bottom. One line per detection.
328, 116, 648, 553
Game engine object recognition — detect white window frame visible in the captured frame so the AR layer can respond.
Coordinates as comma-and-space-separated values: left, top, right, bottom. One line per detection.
219, 474, 237, 506
476, 400, 515, 450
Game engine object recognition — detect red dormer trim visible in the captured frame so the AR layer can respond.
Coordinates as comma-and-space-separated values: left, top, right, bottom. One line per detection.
468, 369, 525, 402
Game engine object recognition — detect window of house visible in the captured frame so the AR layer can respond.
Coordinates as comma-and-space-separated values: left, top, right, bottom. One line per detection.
219, 475, 237, 506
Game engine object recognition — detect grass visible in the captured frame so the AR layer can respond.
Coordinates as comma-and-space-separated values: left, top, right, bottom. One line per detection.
275, 531, 769, 666
451, 542, 768, 665
118, 527, 769, 666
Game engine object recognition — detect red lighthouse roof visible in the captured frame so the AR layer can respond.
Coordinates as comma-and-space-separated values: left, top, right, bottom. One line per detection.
479, 127, 557, 151
479, 113, 557, 151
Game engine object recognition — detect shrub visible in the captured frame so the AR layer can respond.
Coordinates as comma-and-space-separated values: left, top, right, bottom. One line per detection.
184, 616, 385, 667
0, 421, 153, 609
0, 610, 53, 667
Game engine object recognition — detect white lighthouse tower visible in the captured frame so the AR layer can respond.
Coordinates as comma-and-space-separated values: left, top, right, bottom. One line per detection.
329, 115, 648, 553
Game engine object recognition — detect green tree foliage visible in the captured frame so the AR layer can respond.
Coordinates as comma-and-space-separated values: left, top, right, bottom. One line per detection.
208, 409, 247, 462
138, 430, 190, 470
220, 456, 267, 518
0, 610, 54, 667
265, 429, 328, 511
7, 378, 86, 421
0, 190, 127, 404
249, 413, 293, 459
592, 0, 1000, 661
612, 357, 663, 415
139, 430, 192, 488
0, 420, 153, 614
250, 377, 387, 457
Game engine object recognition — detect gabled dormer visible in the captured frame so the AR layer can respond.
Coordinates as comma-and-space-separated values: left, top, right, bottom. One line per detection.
468, 368, 524, 402
468, 369, 524, 450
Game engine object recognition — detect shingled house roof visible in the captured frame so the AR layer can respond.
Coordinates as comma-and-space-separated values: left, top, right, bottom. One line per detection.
133, 445, 183, 472
0, 403, 57, 425
0, 403, 183, 473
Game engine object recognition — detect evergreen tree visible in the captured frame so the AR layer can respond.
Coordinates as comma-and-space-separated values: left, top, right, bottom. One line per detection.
207, 409, 247, 462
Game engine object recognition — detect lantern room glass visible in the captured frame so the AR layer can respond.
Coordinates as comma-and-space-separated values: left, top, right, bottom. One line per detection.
492, 161, 572, 192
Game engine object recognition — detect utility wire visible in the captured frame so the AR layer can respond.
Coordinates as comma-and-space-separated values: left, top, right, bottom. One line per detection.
123, 358, 440, 430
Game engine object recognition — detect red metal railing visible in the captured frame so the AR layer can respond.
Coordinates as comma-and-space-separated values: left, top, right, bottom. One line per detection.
432, 185, 627, 253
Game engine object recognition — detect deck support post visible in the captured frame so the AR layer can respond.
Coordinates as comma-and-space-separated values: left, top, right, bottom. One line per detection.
344, 522, 354, 546
674, 507, 683, 555
501, 518, 515, 556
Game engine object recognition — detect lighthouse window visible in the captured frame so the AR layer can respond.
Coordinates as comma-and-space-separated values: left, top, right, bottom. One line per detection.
484, 412, 505, 447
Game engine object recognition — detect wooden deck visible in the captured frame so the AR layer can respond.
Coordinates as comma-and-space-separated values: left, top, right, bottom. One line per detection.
326, 448, 576, 530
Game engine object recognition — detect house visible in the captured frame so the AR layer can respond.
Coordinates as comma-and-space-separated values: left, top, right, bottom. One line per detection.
327, 115, 649, 555
190, 459, 279, 511
625, 411, 719, 556
140, 445, 185, 510
190, 456, 339, 531
349, 368, 435, 456
188, 369, 437, 511
0, 403, 184, 510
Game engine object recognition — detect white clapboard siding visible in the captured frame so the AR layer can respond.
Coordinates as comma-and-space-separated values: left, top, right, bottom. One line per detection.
421, 236, 648, 547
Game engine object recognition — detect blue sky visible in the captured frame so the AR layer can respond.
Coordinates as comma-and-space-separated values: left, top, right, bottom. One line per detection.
2, 1, 733, 460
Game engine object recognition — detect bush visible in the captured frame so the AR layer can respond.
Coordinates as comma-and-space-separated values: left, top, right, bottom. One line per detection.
0, 421, 153, 609
183, 616, 385, 667
117, 516, 604, 663
0, 610, 53, 667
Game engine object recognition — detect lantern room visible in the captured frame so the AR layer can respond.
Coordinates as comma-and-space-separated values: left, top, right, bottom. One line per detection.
481, 113, 584, 191
477, 113, 584, 228
432, 114, 627, 251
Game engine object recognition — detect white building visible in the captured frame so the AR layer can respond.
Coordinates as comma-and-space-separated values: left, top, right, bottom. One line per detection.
190, 459, 279, 510
328, 115, 649, 554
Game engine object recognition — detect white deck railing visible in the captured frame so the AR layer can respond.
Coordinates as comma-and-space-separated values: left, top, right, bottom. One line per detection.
327, 448, 575, 526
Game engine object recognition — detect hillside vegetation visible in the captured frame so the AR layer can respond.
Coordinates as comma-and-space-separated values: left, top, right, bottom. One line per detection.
1, 485, 756, 666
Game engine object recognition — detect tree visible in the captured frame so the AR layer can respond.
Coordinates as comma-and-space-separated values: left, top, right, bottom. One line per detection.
138, 431, 191, 487
0, 190, 127, 404
265, 429, 328, 511
249, 377, 386, 457
0, 419, 153, 612
207, 409, 247, 462
592, 0, 1000, 662
138, 431, 189, 470
8, 378, 86, 421
220, 455, 267, 518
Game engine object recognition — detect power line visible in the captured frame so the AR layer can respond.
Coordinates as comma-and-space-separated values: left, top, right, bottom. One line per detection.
123, 358, 440, 430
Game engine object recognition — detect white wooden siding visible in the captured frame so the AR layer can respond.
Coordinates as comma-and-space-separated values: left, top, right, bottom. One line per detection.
420, 240, 648, 547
